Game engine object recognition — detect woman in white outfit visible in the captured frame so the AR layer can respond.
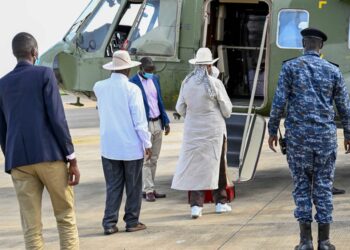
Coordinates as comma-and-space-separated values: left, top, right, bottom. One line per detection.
171, 48, 233, 218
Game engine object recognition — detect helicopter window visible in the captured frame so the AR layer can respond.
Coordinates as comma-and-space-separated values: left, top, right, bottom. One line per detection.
64, 0, 100, 42
127, 0, 178, 56
277, 9, 309, 49
106, 3, 142, 56
78, 0, 121, 52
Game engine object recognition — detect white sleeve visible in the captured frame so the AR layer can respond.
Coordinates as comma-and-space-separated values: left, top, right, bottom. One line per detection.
175, 81, 187, 118
129, 87, 152, 149
215, 79, 232, 118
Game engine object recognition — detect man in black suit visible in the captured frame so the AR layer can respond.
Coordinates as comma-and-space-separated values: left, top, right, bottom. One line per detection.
0, 32, 80, 249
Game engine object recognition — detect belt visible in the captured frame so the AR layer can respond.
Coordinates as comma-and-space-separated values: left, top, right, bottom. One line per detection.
149, 116, 160, 122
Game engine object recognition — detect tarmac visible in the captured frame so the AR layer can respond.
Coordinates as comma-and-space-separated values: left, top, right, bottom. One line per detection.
0, 95, 349, 250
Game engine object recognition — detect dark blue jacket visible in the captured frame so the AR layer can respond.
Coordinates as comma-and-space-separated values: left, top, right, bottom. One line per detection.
129, 74, 170, 129
0, 61, 74, 173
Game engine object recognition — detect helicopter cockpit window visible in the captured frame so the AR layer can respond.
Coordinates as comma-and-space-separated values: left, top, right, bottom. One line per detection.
64, 0, 100, 42
106, 2, 141, 56
277, 9, 309, 49
78, 0, 121, 52
127, 0, 178, 56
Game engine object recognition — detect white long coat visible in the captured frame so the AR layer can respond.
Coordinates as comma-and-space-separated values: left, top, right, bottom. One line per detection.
171, 75, 232, 190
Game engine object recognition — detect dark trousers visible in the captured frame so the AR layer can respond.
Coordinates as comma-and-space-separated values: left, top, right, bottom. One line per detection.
101, 157, 143, 229
190, 137, 228, 207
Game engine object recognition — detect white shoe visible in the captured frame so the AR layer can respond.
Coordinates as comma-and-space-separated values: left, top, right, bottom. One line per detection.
215, 203, 232, 213
191, 206, 203, 219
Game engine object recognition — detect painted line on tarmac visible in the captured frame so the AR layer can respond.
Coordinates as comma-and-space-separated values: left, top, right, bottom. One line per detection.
72, 136, 100, 145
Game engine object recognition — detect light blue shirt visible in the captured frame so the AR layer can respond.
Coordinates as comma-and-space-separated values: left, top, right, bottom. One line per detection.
93, 73, 151, 160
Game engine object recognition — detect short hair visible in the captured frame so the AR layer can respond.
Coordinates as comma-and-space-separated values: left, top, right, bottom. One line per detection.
303, 37, 323, 51
140, 57, 155, 70
12, 32, 38, 59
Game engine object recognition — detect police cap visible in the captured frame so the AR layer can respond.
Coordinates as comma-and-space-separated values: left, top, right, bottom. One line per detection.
301, 27, 327, 42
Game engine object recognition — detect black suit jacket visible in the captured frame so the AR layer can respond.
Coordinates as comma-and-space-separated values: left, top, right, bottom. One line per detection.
0, 61, 74, 173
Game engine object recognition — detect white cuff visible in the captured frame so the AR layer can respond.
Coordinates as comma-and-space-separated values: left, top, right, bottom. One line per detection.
144, 141, 152, 149
66, 152, 76, 160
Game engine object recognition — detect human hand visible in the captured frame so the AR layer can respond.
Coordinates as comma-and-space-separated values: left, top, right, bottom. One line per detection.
173, 112, 181, 120
68, 158, 80, 186
344, 139, 350, 154
145, 148, 152, 160
268, 135, 278, 153
165, 125, 170, 136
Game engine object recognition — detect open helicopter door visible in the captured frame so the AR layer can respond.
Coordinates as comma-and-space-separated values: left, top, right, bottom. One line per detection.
226, 14, 269, 182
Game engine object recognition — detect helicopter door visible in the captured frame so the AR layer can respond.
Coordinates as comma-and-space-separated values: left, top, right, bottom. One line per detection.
226, 13, 269, 182
203, 0, 270, 108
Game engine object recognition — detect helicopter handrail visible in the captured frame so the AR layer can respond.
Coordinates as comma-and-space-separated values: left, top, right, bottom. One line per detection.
239, 14, 269, 170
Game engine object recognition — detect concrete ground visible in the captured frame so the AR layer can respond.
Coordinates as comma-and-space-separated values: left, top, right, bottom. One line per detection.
0, 95, 350, 250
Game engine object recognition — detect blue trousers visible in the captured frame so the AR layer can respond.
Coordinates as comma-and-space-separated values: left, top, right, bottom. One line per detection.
101, 157, 143, 229
286, 142, 336, 224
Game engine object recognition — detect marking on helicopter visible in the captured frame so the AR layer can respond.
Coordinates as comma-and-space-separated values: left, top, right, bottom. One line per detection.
319, 0, 327, 9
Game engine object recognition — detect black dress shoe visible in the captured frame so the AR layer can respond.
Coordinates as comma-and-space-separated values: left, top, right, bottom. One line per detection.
154, 191, 166, 198
104, 226, 118, 235
146, 192, 156, 202
332, 187, 345, 195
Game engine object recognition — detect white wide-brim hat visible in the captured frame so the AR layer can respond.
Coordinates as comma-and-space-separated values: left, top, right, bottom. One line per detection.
103, 50, 141, 70
189, 47, 219, 65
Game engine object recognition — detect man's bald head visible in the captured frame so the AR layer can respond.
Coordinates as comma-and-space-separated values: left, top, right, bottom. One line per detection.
12, 32, 38, 61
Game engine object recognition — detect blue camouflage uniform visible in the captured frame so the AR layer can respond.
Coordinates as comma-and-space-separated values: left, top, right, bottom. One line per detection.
268, 51, 350, 223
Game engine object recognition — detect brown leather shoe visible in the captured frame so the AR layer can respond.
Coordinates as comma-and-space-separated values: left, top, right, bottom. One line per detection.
146, 192, 156, 202
154, 191, 166, 198
126, 223, 147, 232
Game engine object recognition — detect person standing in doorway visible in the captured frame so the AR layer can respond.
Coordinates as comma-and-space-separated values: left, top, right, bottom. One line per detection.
268, 28, 350, 250
93, 50, 152, 235
130, 57, 170, 202
0, 32, 80, 250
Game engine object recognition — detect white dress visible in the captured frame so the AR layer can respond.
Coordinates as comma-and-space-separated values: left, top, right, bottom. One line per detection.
171, 75, 232, 190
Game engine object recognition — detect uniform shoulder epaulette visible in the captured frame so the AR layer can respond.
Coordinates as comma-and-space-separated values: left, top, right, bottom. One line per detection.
326, 60, 339, 68
282, 57, 297, 64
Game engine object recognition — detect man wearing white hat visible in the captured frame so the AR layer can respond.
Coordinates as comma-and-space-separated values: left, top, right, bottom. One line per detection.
93, 50, 152, 234
171, 48, 233, 218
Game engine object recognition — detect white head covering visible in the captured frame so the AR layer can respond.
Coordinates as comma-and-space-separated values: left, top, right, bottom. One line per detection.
184, 65, 217, 100
103, 50, 141, 70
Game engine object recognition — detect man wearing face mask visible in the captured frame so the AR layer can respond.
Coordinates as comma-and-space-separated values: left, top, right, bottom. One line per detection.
0, 32, 80, 249
130, 57, 170, 202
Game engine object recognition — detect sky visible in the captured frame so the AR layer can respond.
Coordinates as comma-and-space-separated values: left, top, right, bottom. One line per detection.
0, 0, 90, 77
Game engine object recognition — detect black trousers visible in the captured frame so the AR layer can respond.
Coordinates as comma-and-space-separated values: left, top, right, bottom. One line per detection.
190, 136, 228, 207
101, 157, 143, 229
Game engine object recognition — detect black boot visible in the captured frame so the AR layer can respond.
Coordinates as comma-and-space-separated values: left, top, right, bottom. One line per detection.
295, 222, 314, 250
332, 187, 345, 195
318, 224, 335, 250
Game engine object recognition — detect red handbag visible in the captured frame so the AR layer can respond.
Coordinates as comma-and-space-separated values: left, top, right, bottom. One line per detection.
188, 186, 235, 204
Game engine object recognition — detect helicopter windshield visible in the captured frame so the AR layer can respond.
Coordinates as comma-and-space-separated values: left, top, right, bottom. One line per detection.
127, 0, 178, 56
64, 0, 101, 42
77, 0, 122, 51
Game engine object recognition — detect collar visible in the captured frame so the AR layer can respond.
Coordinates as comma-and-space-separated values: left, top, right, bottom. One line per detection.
138, 71, 147, 80
111, 73, 128, 81
15, 60, 33, 68
303, 51, 320, 57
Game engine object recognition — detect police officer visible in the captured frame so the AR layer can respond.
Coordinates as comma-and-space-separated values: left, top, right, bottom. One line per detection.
268, 28, 350, 250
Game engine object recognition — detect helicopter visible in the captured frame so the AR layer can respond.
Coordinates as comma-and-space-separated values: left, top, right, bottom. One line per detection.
39, 0, 350, 182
